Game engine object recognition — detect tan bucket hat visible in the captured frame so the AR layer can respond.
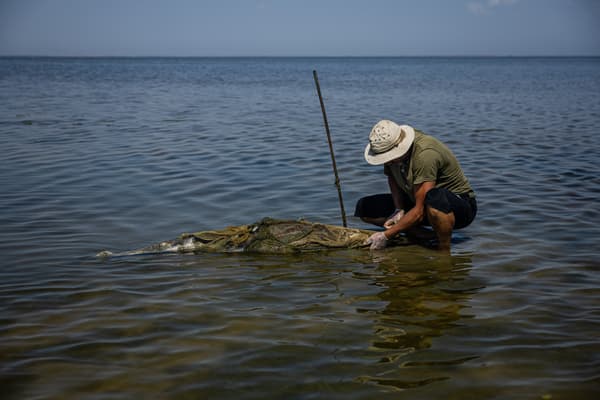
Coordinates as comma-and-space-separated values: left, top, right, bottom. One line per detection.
364, 120, 415, 165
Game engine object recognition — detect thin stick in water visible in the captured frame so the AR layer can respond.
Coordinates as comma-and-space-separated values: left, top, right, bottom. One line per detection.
313, 70, 347, 227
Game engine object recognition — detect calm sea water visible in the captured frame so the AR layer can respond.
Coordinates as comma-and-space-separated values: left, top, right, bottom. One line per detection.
1, 57, 599, 399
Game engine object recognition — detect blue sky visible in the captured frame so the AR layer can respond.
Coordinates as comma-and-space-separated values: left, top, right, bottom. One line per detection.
0, 0, 598, 56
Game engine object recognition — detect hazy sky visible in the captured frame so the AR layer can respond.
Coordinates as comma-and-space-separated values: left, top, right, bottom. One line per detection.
1, 0, 598, 56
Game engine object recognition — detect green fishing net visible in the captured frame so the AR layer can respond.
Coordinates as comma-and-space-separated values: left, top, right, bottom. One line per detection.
98, 218, 410, 257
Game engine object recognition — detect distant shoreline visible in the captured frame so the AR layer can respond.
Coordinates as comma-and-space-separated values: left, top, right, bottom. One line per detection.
1, 55, 599, 59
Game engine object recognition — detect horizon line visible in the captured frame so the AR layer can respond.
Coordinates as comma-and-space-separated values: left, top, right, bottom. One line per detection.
1, 54, 599, 59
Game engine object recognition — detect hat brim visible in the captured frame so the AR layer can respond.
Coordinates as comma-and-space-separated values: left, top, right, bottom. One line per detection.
364, 125, 415, 165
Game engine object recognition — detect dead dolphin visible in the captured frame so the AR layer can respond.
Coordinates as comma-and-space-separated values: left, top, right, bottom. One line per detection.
97, 217, 411, 257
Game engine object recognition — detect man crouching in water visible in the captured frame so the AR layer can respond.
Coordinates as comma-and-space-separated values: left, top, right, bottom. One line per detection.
358, 120, 477, 252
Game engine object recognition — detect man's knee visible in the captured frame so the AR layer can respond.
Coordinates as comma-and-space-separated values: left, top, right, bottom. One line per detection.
425, 189, 456, 231
354, 194, 395, 219
426, 206, 455, 225
425, 187, 452, 214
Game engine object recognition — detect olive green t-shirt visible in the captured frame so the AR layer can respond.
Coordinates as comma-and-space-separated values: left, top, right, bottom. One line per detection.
384, 130, 473, 203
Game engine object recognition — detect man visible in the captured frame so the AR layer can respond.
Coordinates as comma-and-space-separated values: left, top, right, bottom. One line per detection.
356, 120, 477, 251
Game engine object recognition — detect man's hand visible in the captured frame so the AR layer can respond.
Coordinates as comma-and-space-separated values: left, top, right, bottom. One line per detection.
384, 209, 405, 229
366, 231, 388, 250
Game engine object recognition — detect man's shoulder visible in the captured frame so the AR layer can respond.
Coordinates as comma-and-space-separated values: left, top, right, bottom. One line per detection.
414, 129, 441, 146
414, 130, 451, 156
413, 131, 441, 157
412, 148, 442, 169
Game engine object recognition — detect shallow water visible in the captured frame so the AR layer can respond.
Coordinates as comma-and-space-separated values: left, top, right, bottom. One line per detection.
1, 57, 599, 399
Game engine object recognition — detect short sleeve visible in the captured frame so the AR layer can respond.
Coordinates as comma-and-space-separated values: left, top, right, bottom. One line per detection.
411, 149, 440, 185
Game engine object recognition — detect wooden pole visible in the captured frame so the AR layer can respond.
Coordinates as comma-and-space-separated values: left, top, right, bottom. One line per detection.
313, 70, 347, 227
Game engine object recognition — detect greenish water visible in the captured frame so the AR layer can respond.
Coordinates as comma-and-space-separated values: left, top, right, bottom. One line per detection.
1, 57, 599, 399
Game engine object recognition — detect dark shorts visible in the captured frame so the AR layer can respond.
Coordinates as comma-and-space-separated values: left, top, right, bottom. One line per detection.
354, 188, 477, 229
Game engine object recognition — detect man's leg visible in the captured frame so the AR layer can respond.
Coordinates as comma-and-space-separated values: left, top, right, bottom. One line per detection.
354, 194, 396, 227
424, 188, 459, 252
426, 206, 455, 252
360, 216, 388, 227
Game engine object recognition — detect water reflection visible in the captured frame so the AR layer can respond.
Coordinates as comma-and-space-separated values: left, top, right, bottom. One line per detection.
352, 249, 483, 391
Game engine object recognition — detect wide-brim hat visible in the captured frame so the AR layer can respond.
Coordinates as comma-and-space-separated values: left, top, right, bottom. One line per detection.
364, 120, 415, 165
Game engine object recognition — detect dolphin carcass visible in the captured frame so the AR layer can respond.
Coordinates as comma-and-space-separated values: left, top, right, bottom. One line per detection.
97, 218, 411, 257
